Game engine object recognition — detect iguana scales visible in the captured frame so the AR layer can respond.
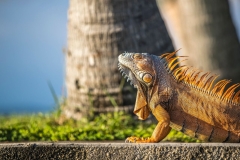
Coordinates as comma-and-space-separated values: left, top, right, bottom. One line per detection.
118, 51, 240, 143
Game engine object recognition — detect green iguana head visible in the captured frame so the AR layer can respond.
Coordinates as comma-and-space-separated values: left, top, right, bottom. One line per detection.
118, 52, 156, 89
118, 52, 160, 119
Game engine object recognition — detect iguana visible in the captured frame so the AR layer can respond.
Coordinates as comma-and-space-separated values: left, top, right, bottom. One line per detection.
118, 51, 240, 143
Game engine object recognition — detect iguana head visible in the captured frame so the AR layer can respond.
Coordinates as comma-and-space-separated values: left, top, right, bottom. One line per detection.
118, 52, 156, 88
118, 52, 159, 120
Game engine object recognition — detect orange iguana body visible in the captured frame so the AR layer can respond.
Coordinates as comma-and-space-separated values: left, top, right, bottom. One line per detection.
118, 51, 240, 143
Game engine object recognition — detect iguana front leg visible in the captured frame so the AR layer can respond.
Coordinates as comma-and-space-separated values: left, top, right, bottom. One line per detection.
126, 105, 171, 143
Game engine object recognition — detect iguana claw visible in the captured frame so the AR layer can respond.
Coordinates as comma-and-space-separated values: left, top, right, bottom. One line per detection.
125, 136, 154, 143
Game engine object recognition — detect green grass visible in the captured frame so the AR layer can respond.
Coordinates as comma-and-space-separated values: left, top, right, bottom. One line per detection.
0, 112, 199, 142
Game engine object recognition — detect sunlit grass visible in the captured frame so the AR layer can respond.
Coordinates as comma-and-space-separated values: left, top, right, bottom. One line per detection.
0, 111, 199, 142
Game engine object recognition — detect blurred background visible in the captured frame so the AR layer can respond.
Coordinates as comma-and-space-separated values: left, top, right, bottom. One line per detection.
0, 0, 239, 114
0, 1, 68, 114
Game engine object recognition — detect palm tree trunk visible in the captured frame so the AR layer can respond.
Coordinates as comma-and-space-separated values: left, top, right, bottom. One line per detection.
65, 0, 174, 119
159, 0, 240, 83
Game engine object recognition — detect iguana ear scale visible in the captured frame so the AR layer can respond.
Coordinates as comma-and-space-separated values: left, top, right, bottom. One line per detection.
133, 91, 150, 120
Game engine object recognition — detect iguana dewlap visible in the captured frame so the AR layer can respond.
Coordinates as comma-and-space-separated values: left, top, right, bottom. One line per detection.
118, 51, 240, 143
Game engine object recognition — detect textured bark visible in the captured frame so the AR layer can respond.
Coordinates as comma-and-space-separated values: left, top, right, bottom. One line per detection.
159, 0, 240, 83
65, 0, 174, 119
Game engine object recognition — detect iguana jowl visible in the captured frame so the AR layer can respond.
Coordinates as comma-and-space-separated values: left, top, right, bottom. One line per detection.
118, 51, 240, 143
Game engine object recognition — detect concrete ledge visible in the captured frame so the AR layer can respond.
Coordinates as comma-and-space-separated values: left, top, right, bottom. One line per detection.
0, 142, 240, 160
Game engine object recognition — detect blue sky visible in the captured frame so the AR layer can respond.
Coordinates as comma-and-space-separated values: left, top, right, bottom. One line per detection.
0, 1, 239, 114
229, 0, 240, 39
0, 1, 68, 113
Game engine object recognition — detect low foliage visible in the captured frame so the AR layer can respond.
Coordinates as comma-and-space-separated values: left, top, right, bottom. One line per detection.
0, 112, 199, 142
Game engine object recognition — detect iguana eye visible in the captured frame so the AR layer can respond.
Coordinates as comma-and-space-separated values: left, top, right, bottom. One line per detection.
142, 73, 152, 83
133, 53, 142, 60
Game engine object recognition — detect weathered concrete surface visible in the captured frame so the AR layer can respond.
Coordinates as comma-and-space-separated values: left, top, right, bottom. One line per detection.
0, 142, 240, 160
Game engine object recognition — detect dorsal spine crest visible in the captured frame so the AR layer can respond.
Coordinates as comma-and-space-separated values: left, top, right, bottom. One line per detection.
161, 51, 240, 105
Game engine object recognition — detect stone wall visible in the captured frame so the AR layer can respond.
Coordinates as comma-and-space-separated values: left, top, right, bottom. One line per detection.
0, 142, 240, 159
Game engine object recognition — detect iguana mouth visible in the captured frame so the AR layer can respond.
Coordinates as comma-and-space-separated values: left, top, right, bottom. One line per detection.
118, 63, 138, 88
